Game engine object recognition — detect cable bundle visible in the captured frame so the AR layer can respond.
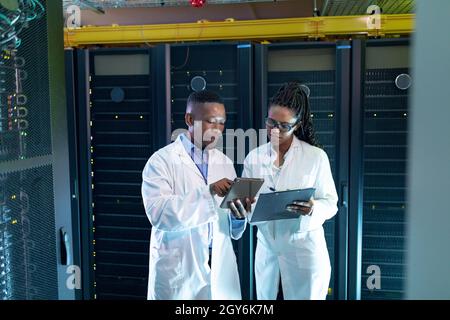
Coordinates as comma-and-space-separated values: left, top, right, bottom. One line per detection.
0, 0, 44, 50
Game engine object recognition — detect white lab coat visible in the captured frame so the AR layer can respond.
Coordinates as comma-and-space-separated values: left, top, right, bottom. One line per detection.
242, 136, 338, 300
141, 136, 247, 300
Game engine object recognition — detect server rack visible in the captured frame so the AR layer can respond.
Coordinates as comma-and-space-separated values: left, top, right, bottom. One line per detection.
0, 0, 77, 300
356, 39, 410, 300
254, 41, 351, 300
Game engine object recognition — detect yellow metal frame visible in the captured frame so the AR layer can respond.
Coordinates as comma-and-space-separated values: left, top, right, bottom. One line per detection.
64, 14, 414, 47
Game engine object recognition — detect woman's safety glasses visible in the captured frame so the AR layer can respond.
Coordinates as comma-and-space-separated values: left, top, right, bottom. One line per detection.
265, 117, 299, 132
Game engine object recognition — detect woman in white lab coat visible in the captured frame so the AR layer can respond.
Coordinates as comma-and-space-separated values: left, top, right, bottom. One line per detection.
243, 82, 338, 300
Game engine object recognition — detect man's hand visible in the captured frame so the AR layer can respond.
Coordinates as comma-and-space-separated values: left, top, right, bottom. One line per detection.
209, 178, 233, 197
286, 199, 314, 216
228, 197, 256, 219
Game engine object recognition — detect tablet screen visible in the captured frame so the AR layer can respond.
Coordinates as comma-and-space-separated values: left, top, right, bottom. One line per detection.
219, 178, 264, 209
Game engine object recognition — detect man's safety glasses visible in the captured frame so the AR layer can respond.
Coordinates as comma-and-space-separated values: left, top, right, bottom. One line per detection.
203, 117, 226, 125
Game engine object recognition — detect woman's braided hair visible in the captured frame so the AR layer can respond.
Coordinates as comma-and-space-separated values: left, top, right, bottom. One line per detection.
269, 81, 319, 147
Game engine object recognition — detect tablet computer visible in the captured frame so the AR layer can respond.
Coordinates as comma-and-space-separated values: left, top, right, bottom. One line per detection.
250, 188, 316, 222
219, 178, 265, 209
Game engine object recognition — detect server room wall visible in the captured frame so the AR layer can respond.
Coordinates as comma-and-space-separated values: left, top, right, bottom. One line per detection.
64, 39, 411, 300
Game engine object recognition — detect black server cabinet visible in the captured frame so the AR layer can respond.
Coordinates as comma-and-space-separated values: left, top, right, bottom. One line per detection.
0, 0, 77, 299
348, 39, 410, 300
254, 42, 351, 300
71, 46, 170, 299
170, 42, 254, 299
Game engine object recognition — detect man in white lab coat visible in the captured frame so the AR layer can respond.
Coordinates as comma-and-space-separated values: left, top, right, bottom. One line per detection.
141, 90, 251, 300
243, 82, 338, 300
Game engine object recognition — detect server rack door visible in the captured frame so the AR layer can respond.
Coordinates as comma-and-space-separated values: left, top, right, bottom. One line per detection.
78, 47, 169, 299
262, 43, 346, 300
0, 0, 76, 299
170, 42, 253, 299
359, 41, 410, 300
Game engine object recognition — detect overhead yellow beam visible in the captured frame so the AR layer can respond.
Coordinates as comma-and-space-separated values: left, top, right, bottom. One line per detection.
64, 14, 414, 47
382, 14, 414, 35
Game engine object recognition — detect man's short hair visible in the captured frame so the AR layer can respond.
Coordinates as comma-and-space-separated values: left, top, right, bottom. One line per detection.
187, 90, 224, 111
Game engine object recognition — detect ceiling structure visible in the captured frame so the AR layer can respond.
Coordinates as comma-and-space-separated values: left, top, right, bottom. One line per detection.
63, 0, 287, 10
62, 0, 415, 26
63, 0, 414, 15
321, 0, 414, 15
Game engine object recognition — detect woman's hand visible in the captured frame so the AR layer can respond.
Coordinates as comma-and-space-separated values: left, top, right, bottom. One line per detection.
286, 199, 314, 216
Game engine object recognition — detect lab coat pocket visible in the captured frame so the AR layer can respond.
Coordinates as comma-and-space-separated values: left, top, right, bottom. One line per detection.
290, 228, 329, 264
290, 229, 308, 243
151, 247, 184, 288
289, 227, 318, 254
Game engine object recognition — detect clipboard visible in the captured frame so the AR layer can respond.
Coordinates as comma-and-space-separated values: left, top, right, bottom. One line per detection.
250, 188, 316, 222
220, 178, 265, 209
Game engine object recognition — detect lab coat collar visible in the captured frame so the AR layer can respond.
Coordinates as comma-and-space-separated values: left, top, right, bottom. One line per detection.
173, 135, 207, 181
284, 135, 302, 166
267, 135, 302, 163
173, 135, 228, 181
180, 133, 208, 159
